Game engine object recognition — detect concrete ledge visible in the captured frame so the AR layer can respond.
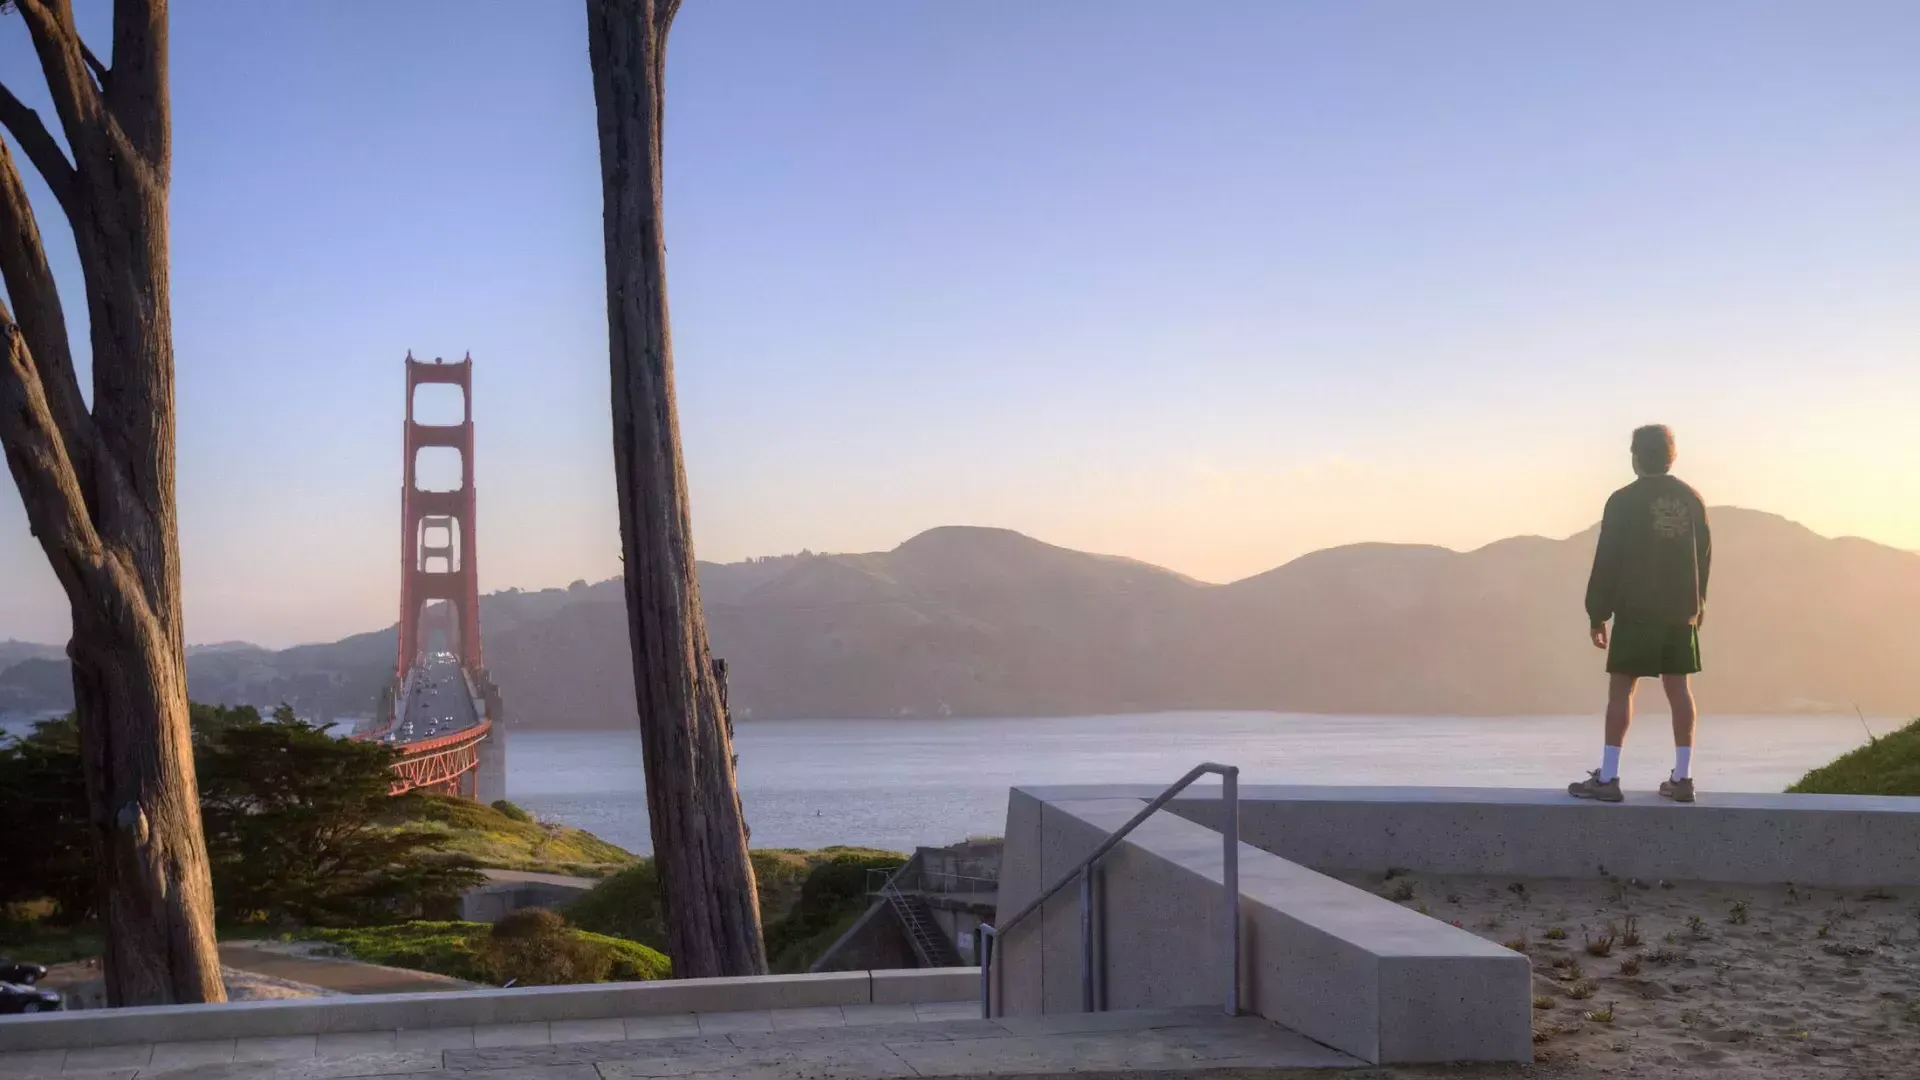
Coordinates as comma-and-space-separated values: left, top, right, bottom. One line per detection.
995, 791, 1532, 1064
1143, 784, 1920, 887
871, 967, 979, 1005
0, 968, 971, 1052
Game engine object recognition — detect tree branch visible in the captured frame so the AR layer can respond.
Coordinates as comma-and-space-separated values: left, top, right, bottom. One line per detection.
0, 305, 106, 599
14, 0, 111, 173
108, 0, 167, 167
0, 135, 90, 472
81, 40, 110, 91
0, 80, 77, 216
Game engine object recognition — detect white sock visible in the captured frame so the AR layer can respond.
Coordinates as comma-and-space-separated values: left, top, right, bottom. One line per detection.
1674, 747, 1692, 781
1600, 745, 1622, 783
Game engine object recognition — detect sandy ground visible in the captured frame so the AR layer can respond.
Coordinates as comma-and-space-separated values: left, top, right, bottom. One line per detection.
1328, 869, 1920, 1077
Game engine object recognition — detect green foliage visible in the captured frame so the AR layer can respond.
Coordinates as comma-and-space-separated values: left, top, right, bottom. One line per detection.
565, 846, 902, 973
385, 795, 634, 877
0, 702, 482, 929
475, 909, 611, 985
308, 918, 668, 986
1789, 718, 1920, 795
490, 799, 533, 823
0, 716, 93, 922
198, 709, 483, 926
308, 921, 490, 983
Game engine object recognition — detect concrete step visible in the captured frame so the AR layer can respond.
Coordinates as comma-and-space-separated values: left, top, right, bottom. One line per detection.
0, 1004, 1363, 1079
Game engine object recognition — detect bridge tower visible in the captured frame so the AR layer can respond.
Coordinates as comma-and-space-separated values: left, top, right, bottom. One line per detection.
397, 354, 484, 675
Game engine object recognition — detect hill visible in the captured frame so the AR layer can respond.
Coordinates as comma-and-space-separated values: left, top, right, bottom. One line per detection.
6, 508, 1920, 722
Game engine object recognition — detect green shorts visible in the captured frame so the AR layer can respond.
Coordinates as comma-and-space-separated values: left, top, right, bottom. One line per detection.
1606, 621, 1701, 677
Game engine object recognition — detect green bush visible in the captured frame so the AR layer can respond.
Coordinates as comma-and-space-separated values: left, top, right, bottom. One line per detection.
309, 916, 669, 986
565, 846, 903, 972
476, 909, 611, 985
490, 800, 534, 824
1789, 718, 1920, 795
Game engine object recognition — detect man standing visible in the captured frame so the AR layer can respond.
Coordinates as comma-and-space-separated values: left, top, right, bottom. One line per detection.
1570, 425, 1711, 804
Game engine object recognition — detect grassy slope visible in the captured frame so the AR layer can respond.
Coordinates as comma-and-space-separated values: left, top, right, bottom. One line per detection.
384, 794, 637, 877
308, 920, 670, 984
1787, 717, 1920, 795
566, 846, 904, 973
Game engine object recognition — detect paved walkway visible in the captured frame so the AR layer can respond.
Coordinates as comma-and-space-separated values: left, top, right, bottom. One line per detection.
215, 945, 470, 996
0, 1004, 1362, 1079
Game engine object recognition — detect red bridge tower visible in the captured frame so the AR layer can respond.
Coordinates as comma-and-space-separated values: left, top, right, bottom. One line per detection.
397, 353, 484, 674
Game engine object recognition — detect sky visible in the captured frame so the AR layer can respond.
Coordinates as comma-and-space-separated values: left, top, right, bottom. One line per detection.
2, 1, 1919, 648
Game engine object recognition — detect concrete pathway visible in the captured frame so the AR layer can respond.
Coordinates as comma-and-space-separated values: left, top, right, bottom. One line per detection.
0, 1004, 1363, 1079
215, 944, 471, 996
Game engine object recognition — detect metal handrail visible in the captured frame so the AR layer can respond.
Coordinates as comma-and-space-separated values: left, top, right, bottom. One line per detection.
974, 762, 1240, 1020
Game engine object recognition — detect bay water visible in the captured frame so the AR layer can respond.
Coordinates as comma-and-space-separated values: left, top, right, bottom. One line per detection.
506, 712, 1903, 856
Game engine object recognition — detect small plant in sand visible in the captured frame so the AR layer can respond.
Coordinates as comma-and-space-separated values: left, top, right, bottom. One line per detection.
1502, 931, 1531, 954
1445, 893, 1461, 905
1620, 914, 1642, 948
1662, 930, 1678, 945
1817, 922, 1833, 939
1584, 927, 1617, 957
1416, 903, 1431, 916
1618, 955, 1642, 977
1384, 867, 1410, 880
1686, 914, 1709, 940
1822, 941, 1876, 959
1543, 926, 1568, 941
1567, 980, 1597, 1001
1480, 913, 1506, 930
1645, 946, 1683, 966
1532, 994, 1554, 1011
1861, 887, 1895, 902
1584, 1003, 1615, 1024
1786, 884, 1801, 905
1385, 880, 1416, 903
1507, 882, 1529, 902
1727, 900, 1750, 925
1549, 955, 1582, 977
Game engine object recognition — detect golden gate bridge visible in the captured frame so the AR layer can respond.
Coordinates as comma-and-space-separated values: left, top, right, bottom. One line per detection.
353, 354, 505, 799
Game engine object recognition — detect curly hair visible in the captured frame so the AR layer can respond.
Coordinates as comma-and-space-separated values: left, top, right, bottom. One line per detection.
1631, 424, 1675, 475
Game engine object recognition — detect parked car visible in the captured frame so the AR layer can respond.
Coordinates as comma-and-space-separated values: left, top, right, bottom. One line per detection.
0, 982, 61, 1014
0, 959, 45, 985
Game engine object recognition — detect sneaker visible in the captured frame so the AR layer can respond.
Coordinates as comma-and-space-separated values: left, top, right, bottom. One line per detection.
1659, 775, 1695, 803
1569, 770, 1623, 803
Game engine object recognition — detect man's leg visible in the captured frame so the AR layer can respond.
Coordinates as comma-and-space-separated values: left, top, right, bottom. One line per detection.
1662, 673, 1697, 781
1602, 672, 1636, 781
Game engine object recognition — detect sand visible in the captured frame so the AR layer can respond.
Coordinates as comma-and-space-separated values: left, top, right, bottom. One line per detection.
1331, 869, 1920, 1077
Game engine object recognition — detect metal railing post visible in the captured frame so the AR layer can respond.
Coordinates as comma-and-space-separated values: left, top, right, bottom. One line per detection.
1222, 766, 1240, 1017
1079, 868, 1095, 1012
973, 762, 1241, 1023
977, 926, 994, 1019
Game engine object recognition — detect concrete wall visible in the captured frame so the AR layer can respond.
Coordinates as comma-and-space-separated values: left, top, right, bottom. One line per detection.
993, 791, 1531, 1064
1157, 785, 1920, 887
460, 879, 591, 923
0, 969, 981, 1052
473, 725, 507, 806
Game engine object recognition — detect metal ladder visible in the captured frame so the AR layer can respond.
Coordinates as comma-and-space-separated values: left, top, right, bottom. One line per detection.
882, 879, 960, 967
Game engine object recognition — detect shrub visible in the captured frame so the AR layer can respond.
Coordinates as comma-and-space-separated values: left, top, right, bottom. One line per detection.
476, 910, 612, 986
490, 800, 534, 824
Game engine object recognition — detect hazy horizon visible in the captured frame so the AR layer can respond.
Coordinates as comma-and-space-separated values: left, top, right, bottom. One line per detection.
4, 2, 1919, 648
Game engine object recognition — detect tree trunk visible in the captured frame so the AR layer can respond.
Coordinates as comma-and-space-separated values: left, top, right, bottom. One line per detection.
0, 0, 225, 1005
586, 0, 768, 978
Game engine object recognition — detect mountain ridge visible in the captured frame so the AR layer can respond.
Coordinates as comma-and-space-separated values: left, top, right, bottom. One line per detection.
4, 506, 1917, 723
